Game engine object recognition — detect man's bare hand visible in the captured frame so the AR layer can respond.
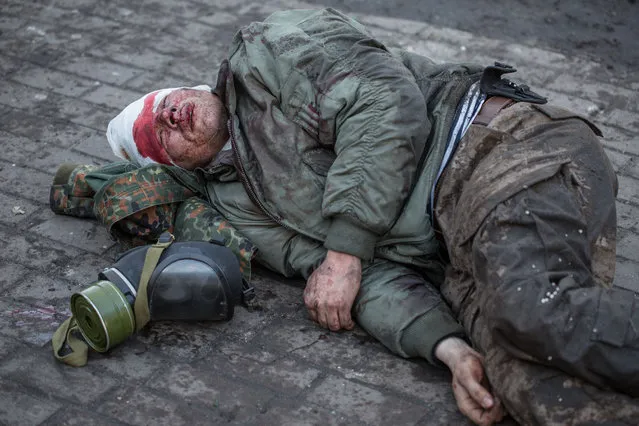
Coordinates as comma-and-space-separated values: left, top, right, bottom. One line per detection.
303, 250, 361, 331
435, 337, 505, 426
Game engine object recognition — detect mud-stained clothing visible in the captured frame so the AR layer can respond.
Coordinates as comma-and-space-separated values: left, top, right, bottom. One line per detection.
49, 8, 639, 424
435, 102, 639, 424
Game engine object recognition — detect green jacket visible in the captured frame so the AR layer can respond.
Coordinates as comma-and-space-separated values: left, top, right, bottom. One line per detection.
202, 8, 483, 270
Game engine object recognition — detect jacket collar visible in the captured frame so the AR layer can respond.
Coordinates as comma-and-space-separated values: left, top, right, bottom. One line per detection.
212, 59, 236, 114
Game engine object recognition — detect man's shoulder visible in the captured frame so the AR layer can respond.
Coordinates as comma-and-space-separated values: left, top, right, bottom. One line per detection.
233, 8, 371, 51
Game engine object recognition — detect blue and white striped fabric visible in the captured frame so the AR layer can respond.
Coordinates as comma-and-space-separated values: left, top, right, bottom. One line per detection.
428, 82, 486, 219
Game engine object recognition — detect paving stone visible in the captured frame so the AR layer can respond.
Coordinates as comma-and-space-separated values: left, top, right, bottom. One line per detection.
29, 146, 105, 175
11, 65, 97, 98
0, 377, 61, 426
56, 56, 144, 86
0, 81, 116, 132
147, 363, 275, 421
98, 386, 220, 425
546, 74, 639, 113
81, 84, 145, 110
603, 148, 631, 174
33, 93, 117, 131
0, 53, 27, 76
25, 22, 102, 56
124, 71, 201, 93
254, 397, 361, 425
0, 22, 58, 58
249, 318, 326, 351
0, 334, 27, 361
616, 175, 639, 205
29, 212, 114, 255
14, 3, 81, 26
135, 321, 222, 362
613, 257, 639, 293
601, 137, 639, 156
251, 319, 371, 371
617, 228, 639, 264
214, 338, 281, 364
541, 91, 599, 118
0, 190, 43, 226
0, 229, 85, 270
1, 111, 103, 149
0, 298, 69, 346
341, 346, 454, 404
0, 348, 116, 404
62, 15, 123, 37
604, 108, 639, 134
0, 163, 51, 201
89, 338, 167, 382
133, 31, 211, 59
193, 352, 321, 396
54, 251, 116, 288
43, 0, 99, 9
0, 15, 25, 32
169, 47, 230, 86
0, 130, 42, 165
23, 44, 81, 69
44, 407, 125, 426
0, 80, 56, 112
3, 269, 78, 302
72, 132, 120, 162
0, 262, 33, 294
212, 301, 273, 343
197, 11, 241, 26
617, 201, 639, 233
88, 44, 176, 72
306, 375, 426, 425
620, 157, 639, 181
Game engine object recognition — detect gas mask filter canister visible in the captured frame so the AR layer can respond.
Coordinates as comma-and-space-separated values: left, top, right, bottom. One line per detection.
53, 233, 253, 366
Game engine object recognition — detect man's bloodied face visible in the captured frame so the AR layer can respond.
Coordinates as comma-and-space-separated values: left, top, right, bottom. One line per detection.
154, 89, 228, 170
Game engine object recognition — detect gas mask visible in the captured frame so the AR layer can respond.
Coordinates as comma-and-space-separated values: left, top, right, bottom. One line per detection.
52, 232, 254, 366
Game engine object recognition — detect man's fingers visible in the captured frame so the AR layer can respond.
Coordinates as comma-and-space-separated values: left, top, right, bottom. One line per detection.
325, 305, 341, 331
457, 364, 493, 409
338, 303, 354, 330
317, 305, 330, 329
465, 377, 494, 409
452, 380, 488, 425
307, 307, 318, 322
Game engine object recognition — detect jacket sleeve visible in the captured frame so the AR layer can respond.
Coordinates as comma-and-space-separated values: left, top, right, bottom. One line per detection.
319, 43, 430, 260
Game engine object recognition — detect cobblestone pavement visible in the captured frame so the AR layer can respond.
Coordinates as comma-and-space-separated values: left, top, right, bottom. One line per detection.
0, 0, 637, 425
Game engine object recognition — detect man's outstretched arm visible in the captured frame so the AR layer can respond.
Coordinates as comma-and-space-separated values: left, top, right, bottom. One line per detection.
304, 250, 505, 425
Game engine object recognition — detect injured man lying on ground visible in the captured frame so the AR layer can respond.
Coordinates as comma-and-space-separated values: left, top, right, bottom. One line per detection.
50, 8, 639, 426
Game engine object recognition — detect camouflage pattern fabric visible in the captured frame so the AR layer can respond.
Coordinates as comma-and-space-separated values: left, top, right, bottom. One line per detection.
113, 203, 178, 247
92, 164, 195, 244
50, 163, 256, 280
49, 164, 99, 218
174, 197, 257, 281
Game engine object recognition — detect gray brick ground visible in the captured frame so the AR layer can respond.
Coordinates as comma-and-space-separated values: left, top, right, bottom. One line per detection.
0, 0, 636, 425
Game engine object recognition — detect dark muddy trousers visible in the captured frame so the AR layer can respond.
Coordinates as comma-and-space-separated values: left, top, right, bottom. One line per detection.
436, 103, 639, 425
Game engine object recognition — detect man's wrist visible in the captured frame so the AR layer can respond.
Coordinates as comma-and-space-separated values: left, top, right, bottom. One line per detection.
325, 249, 361, 264
434, 336, 471, 369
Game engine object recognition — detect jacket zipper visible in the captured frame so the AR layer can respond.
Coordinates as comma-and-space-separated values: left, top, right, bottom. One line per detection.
227, 119, 290, 230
